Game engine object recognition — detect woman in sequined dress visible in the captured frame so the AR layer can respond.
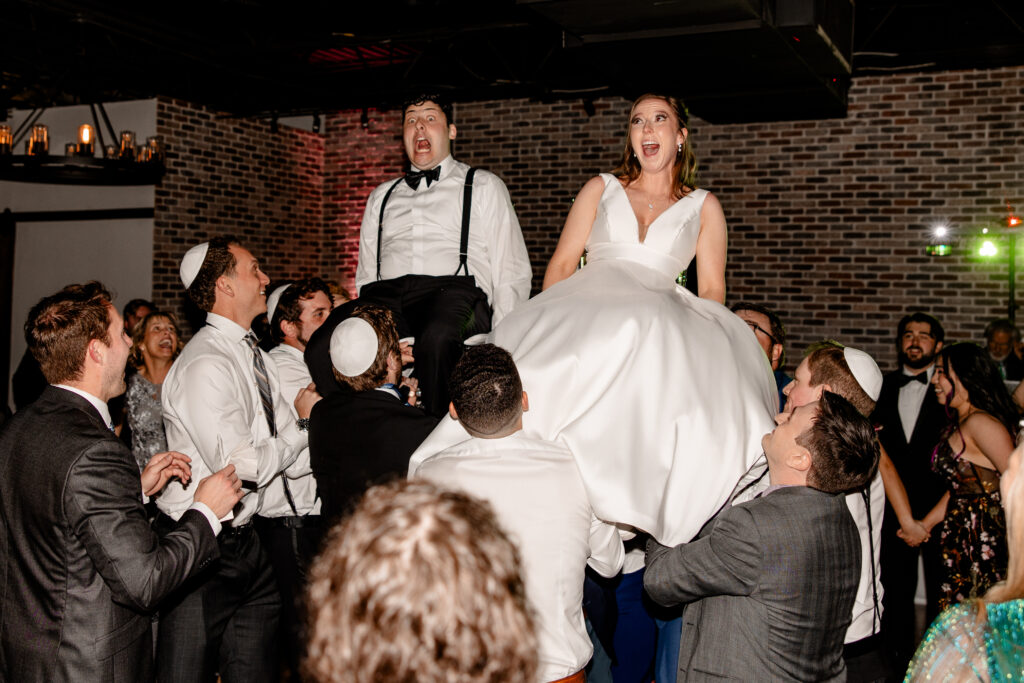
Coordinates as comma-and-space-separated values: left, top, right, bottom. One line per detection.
921, 343, 1016, 610
907, 440, 1024, 681
125, 311, 183, 470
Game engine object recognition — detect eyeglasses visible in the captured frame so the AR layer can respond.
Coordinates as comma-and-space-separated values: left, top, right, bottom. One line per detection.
743, 319, 778, 346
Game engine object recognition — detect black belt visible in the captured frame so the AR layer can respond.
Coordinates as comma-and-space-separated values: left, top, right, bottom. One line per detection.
255, 514, 321, 529
843, 632, 884, 659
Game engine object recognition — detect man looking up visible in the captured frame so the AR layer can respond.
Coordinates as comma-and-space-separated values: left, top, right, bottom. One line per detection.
321, 93, 531, 416
0, 281, 242, 680
157, 237, 320, 683
259, 277, 333, 680
645, 392, 879, 681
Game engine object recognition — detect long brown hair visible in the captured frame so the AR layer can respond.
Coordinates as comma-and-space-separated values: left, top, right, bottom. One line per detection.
611, 93, 698, 198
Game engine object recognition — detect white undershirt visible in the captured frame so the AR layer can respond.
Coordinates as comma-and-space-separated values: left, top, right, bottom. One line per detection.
897, 366, 934, 442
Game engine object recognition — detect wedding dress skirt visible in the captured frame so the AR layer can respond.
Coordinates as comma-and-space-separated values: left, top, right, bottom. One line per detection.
410, 175, 777, 545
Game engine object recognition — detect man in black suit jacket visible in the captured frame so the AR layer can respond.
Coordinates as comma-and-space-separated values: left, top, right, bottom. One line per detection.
645, 392, 879, 681
309, 303, 438, 525
0, 282, 243, 681
871, 311, 949, 671
984, 318, 1024, 381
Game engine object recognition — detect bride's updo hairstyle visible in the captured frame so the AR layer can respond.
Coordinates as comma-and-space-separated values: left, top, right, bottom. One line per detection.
612, 93, 698, 200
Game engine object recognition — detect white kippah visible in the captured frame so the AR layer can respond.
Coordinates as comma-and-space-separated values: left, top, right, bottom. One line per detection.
266, 284, 291, 323
844, 347, 883, 402
179, 242, 210, 288
330, 317, 378, 377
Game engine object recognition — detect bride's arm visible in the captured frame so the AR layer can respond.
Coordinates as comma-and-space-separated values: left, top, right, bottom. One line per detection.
695, 192, 727, 304
542, 176, 604, 290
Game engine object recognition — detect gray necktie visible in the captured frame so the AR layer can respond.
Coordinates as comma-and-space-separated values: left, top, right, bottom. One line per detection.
244, 332, 298, 516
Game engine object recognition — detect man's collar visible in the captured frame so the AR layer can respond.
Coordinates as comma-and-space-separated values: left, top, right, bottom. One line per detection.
410, 154, 454, 177
206, 312, 250, 343
274, 342, 304, 360
53, 384, 113, 428
901, 365, 934, 380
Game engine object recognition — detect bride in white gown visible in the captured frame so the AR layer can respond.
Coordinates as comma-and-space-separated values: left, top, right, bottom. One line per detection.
411, 94, 776, 545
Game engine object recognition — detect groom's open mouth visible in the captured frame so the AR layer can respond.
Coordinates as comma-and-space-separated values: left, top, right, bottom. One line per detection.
416, 136, 430, 152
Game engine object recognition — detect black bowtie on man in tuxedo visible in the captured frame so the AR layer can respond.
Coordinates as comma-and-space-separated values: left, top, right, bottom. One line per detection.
0, 282, 242, 681
870, 311, 949, 672
306, 92, 532, 417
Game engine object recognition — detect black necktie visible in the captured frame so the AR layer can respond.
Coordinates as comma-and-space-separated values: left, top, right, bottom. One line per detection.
897, 372, 928, 387
405, 166, 440, 190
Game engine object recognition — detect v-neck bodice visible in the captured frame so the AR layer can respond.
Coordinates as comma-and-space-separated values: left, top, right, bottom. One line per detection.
586, 173, 708, 279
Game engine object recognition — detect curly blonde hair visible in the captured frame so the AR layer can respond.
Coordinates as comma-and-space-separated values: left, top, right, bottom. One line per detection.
305, 479, 537, 683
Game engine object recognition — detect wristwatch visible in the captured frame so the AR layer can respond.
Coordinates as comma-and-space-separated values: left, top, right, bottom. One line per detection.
296, 417, 311, 433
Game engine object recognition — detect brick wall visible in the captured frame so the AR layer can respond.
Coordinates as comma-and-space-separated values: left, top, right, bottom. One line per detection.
452, 66, 1024, 370
320, 108, 404, 297
153, 98, 324, 334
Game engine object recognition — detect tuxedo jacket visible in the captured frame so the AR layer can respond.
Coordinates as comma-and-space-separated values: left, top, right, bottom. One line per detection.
644, 487, 859, 682
308, 388, 438, 525
871, 371, 949, 516
0, 386, 219, 682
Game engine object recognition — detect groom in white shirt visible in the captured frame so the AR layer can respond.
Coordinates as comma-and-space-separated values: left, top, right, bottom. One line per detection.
353, 92, 532, 416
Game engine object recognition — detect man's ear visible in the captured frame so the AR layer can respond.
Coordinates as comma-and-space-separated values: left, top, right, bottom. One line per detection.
770, 343, 783, 368
935, 340, 943, 354
448, 123, 457, 141
522, 390, 529, 413
816, 383, 831, 399
87, 338, 104, 365
280, 319, 297, 341
216, 274, 233, 298
448, 402, 459, 420
787, 446, 812, 473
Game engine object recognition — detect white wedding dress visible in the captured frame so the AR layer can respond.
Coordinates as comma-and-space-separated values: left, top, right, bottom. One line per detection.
410, 173, 777, 545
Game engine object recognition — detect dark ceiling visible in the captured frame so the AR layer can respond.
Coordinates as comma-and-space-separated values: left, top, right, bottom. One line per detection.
3, 0, 1024, 124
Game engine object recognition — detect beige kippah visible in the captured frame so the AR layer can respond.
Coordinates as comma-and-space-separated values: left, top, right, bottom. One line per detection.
330, 317, 378, 377
179, 242, 209, 288
266, 284, 291, 322
844, 347, 883, 402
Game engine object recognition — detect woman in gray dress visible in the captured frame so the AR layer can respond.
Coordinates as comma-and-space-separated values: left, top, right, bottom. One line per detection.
126, 311, 183, 469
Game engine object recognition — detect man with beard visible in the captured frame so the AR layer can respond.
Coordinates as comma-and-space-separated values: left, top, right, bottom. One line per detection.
984, 318, 1024, 381
870, 312, 949, 672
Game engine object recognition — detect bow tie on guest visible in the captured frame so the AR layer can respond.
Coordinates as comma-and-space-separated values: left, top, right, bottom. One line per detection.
405, 166, 441, 190
897, 372, 929, 387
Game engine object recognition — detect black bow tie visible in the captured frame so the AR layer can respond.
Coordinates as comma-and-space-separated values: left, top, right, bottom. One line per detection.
897, 372, 928, 387
405, 166, 441, 190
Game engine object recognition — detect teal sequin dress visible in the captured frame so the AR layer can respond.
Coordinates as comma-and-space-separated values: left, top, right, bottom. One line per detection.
906, 598, 1024, 681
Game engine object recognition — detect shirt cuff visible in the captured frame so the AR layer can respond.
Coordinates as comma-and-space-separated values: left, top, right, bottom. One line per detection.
189, 502, 223, 536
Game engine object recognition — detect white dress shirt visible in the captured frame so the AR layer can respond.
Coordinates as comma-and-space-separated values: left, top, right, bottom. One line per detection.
898, 366, 934, 441
159, 313, 306, 527
843, 471, 886, 643
412, 431, 624, 682
261, 344, 320, 517
52, 384, 221, 534
354, 155, 532, 324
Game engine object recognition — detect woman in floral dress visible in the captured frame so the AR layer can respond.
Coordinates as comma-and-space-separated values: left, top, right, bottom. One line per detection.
923, 343, 1017, 608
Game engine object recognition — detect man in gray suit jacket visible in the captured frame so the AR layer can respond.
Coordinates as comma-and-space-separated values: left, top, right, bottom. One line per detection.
0, 282, 243, 681
644, 391, 879, 681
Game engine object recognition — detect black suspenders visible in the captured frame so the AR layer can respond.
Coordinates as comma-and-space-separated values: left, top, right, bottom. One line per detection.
375, 168, 477, 281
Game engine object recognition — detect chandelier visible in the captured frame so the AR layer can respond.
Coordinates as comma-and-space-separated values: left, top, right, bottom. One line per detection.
0, 103, 166, 186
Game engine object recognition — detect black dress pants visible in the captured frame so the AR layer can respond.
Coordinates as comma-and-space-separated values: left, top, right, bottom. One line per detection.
255, 514, 324, 682
154, 515, 281, 683
359, 274, 492, 416
879, 507, 943, 678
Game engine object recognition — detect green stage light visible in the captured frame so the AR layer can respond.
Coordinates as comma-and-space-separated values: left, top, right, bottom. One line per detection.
979, 240, 999, 258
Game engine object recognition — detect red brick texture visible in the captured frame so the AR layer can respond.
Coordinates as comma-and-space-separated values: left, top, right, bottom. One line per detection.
153, 98, 324, 333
